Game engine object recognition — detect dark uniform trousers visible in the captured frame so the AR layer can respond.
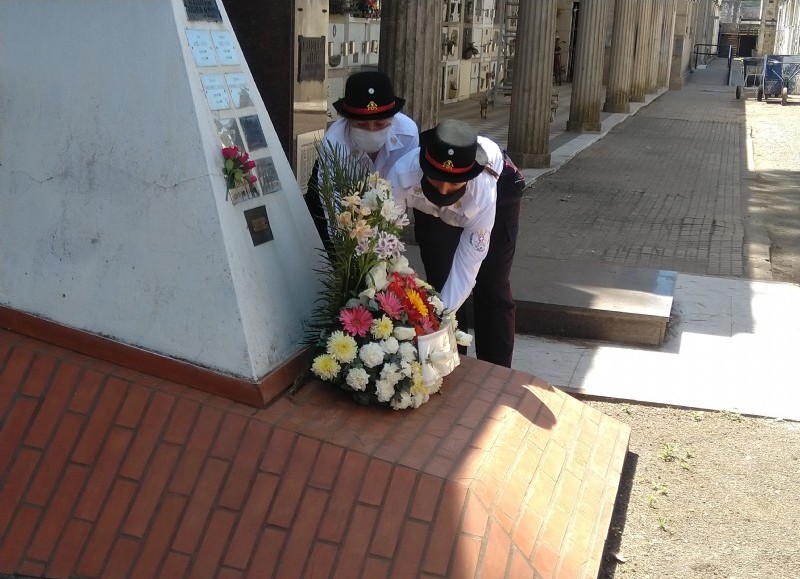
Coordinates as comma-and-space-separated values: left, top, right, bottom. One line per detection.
413, 184, 521, 368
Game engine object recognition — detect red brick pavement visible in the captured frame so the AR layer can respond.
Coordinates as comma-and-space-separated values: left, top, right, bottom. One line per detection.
0, 328, 629, 578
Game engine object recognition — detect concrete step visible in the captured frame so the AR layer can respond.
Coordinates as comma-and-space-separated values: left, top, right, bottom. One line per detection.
512, 256, 677, 347
406, 245, 676, 347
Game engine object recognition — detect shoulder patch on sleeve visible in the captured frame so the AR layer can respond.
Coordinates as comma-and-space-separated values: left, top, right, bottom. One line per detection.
469, 229, 489, 252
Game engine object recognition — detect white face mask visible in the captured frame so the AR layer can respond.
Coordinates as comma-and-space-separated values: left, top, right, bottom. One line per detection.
350, 125, 392, 154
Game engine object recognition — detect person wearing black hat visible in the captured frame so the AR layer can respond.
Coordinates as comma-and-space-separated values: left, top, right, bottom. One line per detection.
306, 71, 418, 250
387, 119, 524, 368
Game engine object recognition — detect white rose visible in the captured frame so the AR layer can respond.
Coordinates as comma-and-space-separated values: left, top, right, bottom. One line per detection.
388, 255, 415, 275
394, 326, 416, 341
366, 261, 389, 291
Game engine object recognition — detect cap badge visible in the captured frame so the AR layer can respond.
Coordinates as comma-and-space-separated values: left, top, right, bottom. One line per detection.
367, 101, 378, 111
442, 160, 454, 170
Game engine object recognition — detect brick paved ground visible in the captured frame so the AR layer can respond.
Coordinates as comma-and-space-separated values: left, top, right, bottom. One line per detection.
0, 328, 629, 579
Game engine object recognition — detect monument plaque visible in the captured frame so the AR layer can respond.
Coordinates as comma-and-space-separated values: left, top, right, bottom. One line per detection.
255, 157, 281, 194
201, 74, 229, 110
225, 73, 253, 108
184, 0, 222, 22
186, 29, 218, 67
298, 36, 326, 82
239, 115, 267, 151
211, 30, 240, 65
244, 205, 274, 246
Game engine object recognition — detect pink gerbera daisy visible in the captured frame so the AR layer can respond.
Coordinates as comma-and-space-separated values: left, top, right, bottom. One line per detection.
375, 291, 404, 320
339, 305, 373, 337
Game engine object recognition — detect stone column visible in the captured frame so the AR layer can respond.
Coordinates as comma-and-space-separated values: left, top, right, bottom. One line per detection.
567, 0, 609, 133
603, 0, 638, 113
379, 0, 441, 131
507, 0, 558, 168
630, 0, 653, 102
658, 0, 677, 87
647, 0, 666, 93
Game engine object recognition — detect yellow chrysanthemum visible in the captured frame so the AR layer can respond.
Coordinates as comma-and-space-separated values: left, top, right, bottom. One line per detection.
326, 331, 358, 363
405, 289, 429, 318
371, 315, 394, 340
311, 354, 340, 381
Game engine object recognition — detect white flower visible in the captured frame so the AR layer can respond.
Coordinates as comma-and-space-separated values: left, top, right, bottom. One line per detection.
362, 188, 381, 211
411, 389, 430, 408
380, 363, 403, 387
388, 255, 415, 275
345, 367, 370, 391
380, 199, 405, 222
359, 287, 376, 300
399, 359, 413, 377
429, 296, 445, 315
394, 326, 416, 341
366, 261, 389, 291
399, 342, 417, 363
375, 378, 395, 402
380, 336, 400, 354
455, 330, 473, 347
390, 391, 413, 410
359, 342, 385, 368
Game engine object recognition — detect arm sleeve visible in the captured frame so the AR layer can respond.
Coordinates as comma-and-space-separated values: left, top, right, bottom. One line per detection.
440, 194, 496, 312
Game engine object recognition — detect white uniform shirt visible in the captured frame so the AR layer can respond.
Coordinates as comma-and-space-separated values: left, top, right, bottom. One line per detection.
387, 136, 504, 312
320, 112, 419, 177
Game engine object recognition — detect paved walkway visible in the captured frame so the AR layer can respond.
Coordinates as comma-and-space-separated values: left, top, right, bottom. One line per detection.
443, 59, 800, 421
0, 328, 629, 579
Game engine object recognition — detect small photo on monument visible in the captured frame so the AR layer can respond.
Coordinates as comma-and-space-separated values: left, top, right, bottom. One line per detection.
215, 117, 245, 151
255, 157, 281, 194
239, 115, 268, 151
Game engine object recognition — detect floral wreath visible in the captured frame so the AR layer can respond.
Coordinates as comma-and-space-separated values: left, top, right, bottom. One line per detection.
306, 144, 470, 409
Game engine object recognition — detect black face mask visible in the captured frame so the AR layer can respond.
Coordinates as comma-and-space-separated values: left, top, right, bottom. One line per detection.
421, 177, 467, 207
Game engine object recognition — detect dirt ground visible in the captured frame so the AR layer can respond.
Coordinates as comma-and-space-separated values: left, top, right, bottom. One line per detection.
588, 90, 800, 579
587, 400, 800, 579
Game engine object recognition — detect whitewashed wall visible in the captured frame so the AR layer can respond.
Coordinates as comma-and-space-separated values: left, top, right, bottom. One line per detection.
0, 0, 324, 381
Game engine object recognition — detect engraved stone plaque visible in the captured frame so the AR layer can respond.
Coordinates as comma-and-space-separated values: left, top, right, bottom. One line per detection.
184, 0, 222, 22
255, 157, 281, 195
244, 205, 274, 246
239, 115, 267, 151
298, 36, 325, 82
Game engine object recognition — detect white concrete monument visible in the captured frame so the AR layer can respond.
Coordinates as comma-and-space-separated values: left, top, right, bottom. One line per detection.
0, 0, 324, 405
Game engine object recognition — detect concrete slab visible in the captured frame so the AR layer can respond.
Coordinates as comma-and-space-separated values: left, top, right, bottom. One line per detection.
511, 274, 800, 422
512, 256, 676, 346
